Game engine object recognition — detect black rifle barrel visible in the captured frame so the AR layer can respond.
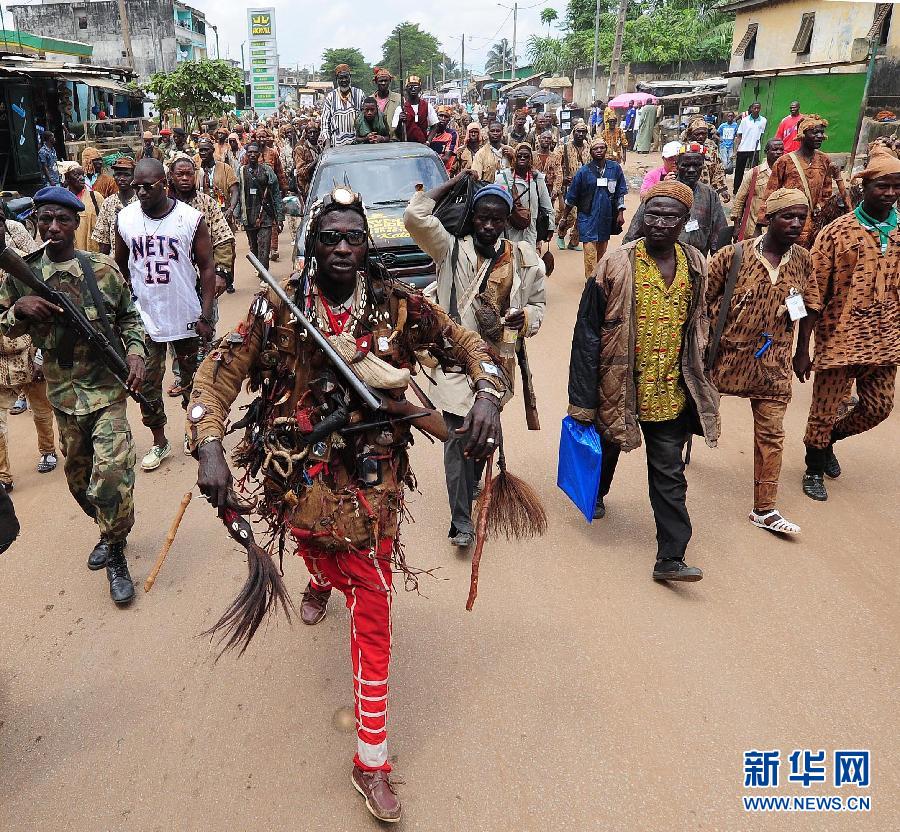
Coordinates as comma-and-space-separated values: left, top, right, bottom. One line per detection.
245, 252, 382, 412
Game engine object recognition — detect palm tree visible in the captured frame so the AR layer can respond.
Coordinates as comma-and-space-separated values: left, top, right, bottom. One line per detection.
442, 54, 459, 79
485, 39, 515, 74
540, 7, 558, 33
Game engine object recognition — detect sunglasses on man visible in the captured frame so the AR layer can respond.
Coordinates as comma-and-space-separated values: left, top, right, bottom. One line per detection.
134, 179, 164, 192
317, 230, 367, 247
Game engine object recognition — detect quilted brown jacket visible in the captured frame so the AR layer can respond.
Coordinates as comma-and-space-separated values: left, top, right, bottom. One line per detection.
567, 239, 720, 452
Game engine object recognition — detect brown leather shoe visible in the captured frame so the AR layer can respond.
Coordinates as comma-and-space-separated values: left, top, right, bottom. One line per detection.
351, 766, 402, 823
300, 581, 330, 625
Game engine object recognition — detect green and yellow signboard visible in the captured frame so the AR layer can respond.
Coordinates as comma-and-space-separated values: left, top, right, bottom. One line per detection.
246, 8, 278, 113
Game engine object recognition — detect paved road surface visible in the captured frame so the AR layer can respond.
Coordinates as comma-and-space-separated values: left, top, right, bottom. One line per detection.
1, 197, 897, 830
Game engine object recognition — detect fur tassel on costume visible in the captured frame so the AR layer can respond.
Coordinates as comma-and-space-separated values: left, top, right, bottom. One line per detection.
203, 495, 296, 658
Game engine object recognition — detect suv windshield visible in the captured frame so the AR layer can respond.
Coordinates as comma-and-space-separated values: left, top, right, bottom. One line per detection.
314, 154, 445, 205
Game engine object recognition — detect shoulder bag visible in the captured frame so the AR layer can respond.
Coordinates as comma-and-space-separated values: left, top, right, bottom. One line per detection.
503, 172, 532, 231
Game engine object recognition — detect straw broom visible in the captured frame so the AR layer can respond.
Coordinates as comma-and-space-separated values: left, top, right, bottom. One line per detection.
466, 441, 548, 610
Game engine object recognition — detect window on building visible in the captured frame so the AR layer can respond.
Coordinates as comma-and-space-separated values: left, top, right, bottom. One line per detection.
792, 12, 815, 55
867, 4, 892, 46
78, 15, 87, 29
734, 23, 758, 60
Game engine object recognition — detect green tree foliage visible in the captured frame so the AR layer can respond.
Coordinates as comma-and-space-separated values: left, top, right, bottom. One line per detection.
528, 35, 581, 76
320, 47, 372, 82
529, 0, 733, 71
541, 7, 559, 31
146, 59, 242, 129
380, 22, 444, 83
442, 54, 460, 78
486, 39, 516, 74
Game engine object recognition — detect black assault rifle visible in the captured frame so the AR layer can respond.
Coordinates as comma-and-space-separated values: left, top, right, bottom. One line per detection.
0, 245, 150, 406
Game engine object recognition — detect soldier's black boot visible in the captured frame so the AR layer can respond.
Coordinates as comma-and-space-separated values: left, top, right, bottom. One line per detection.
88, 537, 110, 570
105, 542, 135, 605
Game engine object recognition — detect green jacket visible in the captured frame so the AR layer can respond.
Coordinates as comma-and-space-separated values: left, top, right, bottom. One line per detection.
355, 110, 390, 141
237, 162, 283, 227
0, 250, 146, 415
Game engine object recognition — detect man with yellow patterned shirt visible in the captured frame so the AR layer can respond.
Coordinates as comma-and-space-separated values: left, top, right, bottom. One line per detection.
601, 114, 628, 164
567, 181, 720, 582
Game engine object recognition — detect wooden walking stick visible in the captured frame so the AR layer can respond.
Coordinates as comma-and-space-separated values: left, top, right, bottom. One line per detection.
466, 454, 494, 611
144, 492, 193, 592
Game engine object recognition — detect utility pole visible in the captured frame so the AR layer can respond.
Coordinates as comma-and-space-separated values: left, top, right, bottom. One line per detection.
461, 34, 466, 104
211, 24, 219, 60
116, 0, 135, 69
608, 0, 628, 99
591, 0, 601, 104
511, 2, 518, 80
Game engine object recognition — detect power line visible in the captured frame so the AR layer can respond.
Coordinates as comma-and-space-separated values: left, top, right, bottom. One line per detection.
464, 11, 514, 52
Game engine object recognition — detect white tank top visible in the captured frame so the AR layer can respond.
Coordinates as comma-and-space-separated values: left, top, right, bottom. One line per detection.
116, 199, 203, 342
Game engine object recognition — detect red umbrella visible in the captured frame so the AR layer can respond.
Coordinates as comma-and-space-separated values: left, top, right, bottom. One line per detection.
607, 92, 658, 108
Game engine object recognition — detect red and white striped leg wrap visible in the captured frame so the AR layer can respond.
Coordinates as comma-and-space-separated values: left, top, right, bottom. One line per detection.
295, 537, 395, 772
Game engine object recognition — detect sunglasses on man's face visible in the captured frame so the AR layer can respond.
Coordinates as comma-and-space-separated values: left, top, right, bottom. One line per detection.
134, 179, 164, 192
318, 230, 367, 247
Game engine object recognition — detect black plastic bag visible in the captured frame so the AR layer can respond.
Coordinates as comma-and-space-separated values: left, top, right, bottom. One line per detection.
433, 175, 485, 237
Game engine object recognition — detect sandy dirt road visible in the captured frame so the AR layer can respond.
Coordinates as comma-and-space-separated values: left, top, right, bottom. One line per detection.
1, 181, 897, 831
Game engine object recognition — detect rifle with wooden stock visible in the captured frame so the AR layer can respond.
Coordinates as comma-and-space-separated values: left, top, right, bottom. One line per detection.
516, 338, 540, 431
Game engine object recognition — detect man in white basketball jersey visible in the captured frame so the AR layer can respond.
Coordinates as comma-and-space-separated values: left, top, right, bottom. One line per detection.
115, 158, 216, 472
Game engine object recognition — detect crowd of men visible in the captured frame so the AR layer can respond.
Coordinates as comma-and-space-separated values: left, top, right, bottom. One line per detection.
2, 74, 898, 824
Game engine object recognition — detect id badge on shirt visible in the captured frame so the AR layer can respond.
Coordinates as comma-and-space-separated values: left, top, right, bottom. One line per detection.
786, 288, 808, 321
684, 219, 700, 232
597, 177, 608, 188
249, 188, 257, 196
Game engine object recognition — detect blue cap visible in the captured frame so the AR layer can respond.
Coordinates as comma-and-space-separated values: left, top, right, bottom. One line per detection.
473, 183, 514, 212
34, 186, 84, 212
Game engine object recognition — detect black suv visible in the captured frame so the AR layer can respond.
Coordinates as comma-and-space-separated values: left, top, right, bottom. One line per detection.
294, 142, 448, 288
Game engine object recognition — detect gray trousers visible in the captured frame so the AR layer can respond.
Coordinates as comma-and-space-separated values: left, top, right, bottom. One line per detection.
443, 411, 486, 536
246, 222, 273, 271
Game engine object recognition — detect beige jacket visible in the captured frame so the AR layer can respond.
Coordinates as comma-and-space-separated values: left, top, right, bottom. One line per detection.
403, 191, 546, 416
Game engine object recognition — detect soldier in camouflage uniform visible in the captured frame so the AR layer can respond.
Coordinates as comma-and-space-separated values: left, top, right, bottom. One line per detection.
0, 187, 146, 605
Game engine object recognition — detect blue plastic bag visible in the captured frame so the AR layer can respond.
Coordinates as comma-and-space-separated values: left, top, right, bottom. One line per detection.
557, 416, 603, 523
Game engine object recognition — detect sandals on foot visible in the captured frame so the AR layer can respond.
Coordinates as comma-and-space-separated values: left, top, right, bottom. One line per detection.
749, 509, 801, 534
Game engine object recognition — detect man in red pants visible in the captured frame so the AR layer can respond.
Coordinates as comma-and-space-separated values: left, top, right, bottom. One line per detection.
190, 186, 503, 822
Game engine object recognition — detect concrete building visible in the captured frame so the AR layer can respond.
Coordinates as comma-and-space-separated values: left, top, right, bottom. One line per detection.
721, 0, 898, 154
9, 0, 208, 81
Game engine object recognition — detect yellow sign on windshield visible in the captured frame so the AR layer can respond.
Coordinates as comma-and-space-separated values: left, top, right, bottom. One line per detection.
367, 212, 409, 240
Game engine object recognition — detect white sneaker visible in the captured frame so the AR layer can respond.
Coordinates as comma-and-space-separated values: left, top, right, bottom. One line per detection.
141, 442, 171, 471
